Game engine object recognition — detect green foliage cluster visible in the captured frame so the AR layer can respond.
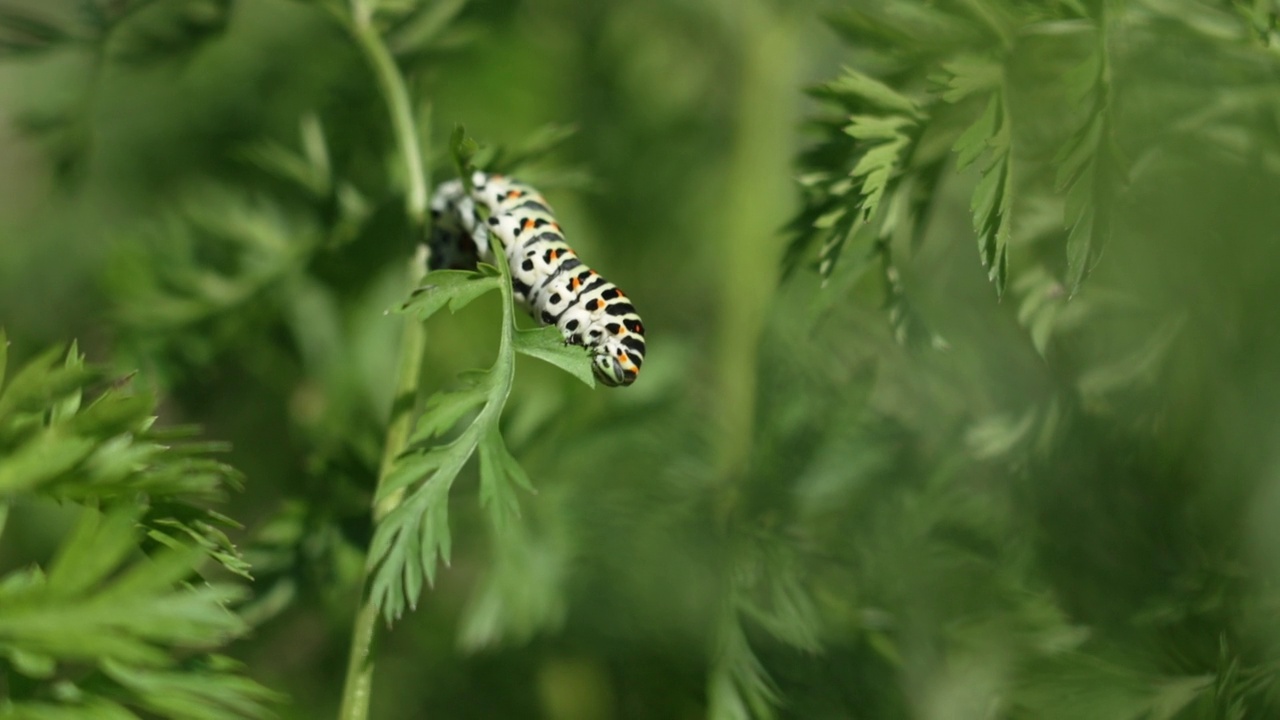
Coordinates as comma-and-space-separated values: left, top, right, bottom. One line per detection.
0, 334, 277, 717
2, 0, 1280, 719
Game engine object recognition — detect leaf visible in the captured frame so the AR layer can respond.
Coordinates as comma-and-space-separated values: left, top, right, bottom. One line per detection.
0, 345, 100, 419
813, 67, 921, 117
450, 125, 480, 189
399, 269, 501, 320
46, 507, 140, 598
851, 134, 910, 221
70, 388, 154, 438
387, 0, 470, 53
477, 428, 535, 527
1077, 318, 1184, 401
0, 429, 95, 496
376, 445, 455, 503
1054, 113, 1104, 190
939, 55, 1004, 103
1063, 49, 1102, 105
407, 374, 492, 443
844, 114, 914, 140
513, 326, 596, 388
102, 659, 282, 720
708, 617, 780, 720
1017, 655, 1212, 720
967, 408, 1038, 459
954, 94, 1000, 170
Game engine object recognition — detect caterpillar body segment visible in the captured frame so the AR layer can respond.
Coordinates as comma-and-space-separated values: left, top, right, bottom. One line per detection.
428, 172, 645, 387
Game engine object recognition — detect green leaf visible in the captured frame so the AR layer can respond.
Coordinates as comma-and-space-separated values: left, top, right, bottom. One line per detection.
939, 55, 1003, 103
69, 387, 153, 438
815, 67, 921, 116
1063, 49, 1102, 105
407, 373, 492, 443
388, 0, 470, 52
1054, 113, 1104, 190
399, 269, 501, 320
708, 617, 780, 720
844, 114, 913, 140
851, 135, 909, 221
477, 428, 534, 527
377, 445, 455, 503
0, 345, 100, 419
954, 94, 1000, 170
451, 125, 480, 190
513, 327, 596, 388
1077, 318, 1184, 401
236, 116, 330, 197
0, 429, 96, 496
46, 507, 140, 598
102, 659, 282, 720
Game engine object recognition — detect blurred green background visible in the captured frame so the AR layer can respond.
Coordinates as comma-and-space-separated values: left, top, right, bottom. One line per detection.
3, 0, 1280, 718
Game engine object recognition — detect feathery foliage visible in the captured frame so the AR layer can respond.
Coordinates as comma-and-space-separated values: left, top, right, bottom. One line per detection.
4, 0, 1280, 718
0, 335, 277, 717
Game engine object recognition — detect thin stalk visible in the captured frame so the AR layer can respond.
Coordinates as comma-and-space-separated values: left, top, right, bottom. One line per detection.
338, 3, 432, 718
711, 3, 799, 486
339, 257, 427, 720
346, 0, 430, 228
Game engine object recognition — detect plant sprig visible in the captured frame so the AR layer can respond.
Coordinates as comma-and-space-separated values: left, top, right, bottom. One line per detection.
0, 332, 277, 717
364, 128, 594, 623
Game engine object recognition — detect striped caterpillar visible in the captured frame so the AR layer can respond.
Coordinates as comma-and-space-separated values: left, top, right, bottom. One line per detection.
428, 171, 645, 387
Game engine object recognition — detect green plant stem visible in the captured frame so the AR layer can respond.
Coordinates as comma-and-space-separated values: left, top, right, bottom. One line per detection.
712, 3, 799, 486
338, 261, 427, 720
346, 1, 430, 228
338, 4, 432, 717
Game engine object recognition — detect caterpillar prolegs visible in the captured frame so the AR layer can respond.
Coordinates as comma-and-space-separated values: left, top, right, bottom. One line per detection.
428, 172, 645, 387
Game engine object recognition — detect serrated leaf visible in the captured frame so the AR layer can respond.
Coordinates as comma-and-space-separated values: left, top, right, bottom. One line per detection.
969, 147, 1011, 293
813, 206, 847, 229
451, 125, 480, 189
1064, 49, 1102, 105
70, 388, 153, 438
388, 0, 470, 53
817, 67, 920, 116
0, 345, 97, 418
844, 114, 913, 140
46, 507, 140, 598
408, 380, 491, 443
477, 428, 535, 526
0, 327, 8, 392
513, 327, 595, 387
954, 94, 1000, 170
1075, 319, 1182, 397
940, 55, 1003, 103
377, 445, 454, 503
0, 430, 96, 495
237, 139, 327, 196
400, 270, 500, 320
49, 343, 85, 424
851, 136, 908, 220
1054, 113, 1104, 190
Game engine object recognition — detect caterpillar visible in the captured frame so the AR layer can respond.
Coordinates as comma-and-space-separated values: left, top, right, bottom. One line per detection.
428, 171, 645, 387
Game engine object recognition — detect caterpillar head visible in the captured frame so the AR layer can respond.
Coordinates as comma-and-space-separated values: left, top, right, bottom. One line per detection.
592, 340, 641, 387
